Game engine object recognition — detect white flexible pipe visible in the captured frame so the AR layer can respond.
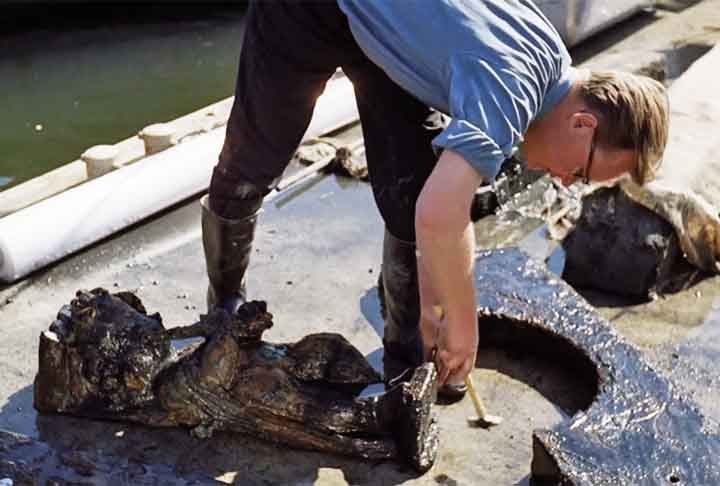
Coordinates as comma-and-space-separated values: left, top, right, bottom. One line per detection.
0, 76, 359, 282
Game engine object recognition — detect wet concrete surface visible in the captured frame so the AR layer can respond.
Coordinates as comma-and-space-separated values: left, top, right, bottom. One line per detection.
0, 427, 218, 485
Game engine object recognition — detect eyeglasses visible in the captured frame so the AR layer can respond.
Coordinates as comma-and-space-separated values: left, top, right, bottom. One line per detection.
572, 129, 596, 184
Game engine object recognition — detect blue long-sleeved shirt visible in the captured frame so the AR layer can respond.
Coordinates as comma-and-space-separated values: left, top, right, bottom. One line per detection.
337, 0, 578, 180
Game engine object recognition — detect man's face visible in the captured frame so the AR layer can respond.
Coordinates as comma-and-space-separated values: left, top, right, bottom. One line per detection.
524, 117, 637, 186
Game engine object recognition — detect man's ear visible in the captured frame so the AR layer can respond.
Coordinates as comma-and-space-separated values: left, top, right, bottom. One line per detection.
570, 111, 598, 130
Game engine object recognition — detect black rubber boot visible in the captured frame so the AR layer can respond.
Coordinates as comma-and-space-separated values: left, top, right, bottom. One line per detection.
379, 229, 467, 402
201, 194, 260, 314
380, 229, 424, 382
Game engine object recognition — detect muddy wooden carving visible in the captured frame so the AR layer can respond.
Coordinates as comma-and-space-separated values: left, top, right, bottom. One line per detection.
34, 289, 439, 472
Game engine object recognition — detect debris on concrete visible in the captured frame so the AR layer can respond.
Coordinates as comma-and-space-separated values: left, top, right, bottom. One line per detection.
294, 138, 369, 181
333, 143, 369, 180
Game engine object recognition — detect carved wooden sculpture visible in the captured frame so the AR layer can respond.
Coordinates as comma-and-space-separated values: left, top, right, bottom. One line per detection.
34, 289, 439, 472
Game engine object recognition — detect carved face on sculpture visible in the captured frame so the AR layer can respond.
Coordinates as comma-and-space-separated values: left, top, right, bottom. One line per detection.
43, 288, 171, 413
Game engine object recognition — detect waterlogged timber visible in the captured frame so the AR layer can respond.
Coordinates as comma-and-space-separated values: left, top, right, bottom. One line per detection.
562, 186, 681, 298
561, 142, 720, 299
33, 289, 439, 472
473, 249, 720, 484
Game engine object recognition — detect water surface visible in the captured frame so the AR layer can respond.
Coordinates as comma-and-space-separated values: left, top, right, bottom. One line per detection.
0, 5, 246, 190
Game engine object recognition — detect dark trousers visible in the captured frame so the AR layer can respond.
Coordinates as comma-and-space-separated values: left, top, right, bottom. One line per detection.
210, 0, 442, 242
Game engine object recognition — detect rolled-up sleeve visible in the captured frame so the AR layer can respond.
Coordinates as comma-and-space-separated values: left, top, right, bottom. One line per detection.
432, 55, 538, 180
432, 118, 506, 180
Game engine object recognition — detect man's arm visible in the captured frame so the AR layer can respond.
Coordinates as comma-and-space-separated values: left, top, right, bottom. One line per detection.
415, 148, 484, 385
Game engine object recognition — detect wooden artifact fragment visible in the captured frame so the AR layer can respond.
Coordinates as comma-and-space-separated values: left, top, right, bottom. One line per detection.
474, 249, 720, 485
34, 289, 439, 472
562, 185, 681, 297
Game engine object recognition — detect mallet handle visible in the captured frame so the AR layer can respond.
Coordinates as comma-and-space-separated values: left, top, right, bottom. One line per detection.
465, 374, 490, 420
431, 304, 490, 420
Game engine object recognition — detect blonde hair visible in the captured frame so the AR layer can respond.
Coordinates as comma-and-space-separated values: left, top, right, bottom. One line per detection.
580, 71, 669, 185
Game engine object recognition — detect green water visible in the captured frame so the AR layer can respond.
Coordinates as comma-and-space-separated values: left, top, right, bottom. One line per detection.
0, 6, 246, 191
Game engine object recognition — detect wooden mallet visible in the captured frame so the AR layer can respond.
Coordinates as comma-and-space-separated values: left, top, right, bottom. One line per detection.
464, 373, 504, 428
432, 305, 503, 428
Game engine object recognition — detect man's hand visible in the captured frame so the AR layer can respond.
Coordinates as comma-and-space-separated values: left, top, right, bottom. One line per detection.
415, 148, 483, 386
420, 303, 477, 386
436, 311, 478, 386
